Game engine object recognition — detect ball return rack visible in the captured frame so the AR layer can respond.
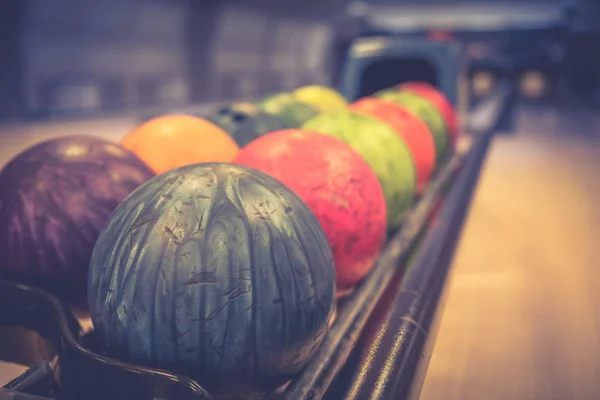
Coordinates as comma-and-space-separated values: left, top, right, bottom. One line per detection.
0, 80, 515, 400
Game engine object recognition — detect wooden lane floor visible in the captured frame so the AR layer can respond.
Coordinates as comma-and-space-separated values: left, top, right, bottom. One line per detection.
421, 104, 600, 400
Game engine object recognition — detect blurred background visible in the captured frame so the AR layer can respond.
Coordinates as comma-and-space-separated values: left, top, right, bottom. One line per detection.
0, 0, 598, 121
1, 1, 600, 399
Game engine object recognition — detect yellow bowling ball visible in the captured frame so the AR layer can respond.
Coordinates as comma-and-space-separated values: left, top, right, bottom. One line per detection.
293, 85, 348, 113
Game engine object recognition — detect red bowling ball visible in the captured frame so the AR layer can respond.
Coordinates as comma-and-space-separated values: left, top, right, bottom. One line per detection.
397, 81, 459, 148
234, 129, 387, 291
349, 97, 436, 194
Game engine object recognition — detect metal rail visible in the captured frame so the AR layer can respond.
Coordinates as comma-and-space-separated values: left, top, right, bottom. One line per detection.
283, 81, 513, 400
327, 82, 513, 400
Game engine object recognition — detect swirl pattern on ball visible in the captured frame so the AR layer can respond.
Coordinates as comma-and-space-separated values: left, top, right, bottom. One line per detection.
0, 135, 154, 304
88, 163, 336, 397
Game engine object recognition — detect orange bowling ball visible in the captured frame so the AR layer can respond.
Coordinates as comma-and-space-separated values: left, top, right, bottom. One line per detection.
121, 114, 240, 174
349, 97, 436, 194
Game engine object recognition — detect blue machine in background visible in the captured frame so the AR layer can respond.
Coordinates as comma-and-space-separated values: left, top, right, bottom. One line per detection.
337, 1, 569, 100
339, 37, 463, 103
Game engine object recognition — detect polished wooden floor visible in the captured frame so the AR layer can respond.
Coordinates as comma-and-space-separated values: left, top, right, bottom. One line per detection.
421, 103, 600, 400
1, 103, 600, 398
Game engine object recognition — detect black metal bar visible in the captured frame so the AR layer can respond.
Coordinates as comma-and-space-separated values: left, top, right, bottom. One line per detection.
333, 83, 514, 400
0, 389, 52, 400
2, 361, 59, 398
0, 282, 212, 400
281, 147, 464, 400
281, 86, 510, 400
283, 82, 512, 400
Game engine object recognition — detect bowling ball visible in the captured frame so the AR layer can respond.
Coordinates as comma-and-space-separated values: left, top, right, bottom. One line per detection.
397, 81, 459, 147
303, 111, 416, 227
205, 102, 286, 147
349, 97, 436, 194
88, 163, 335, 398
121, 114, 239, 174
234, 129, 387, 290
259, 93, 319, 128
375, 89, 449, 161
293, 85, 348, 113
0, 135, 154, 305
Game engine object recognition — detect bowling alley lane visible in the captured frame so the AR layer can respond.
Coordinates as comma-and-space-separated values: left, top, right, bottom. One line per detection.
421, 103, 600, 400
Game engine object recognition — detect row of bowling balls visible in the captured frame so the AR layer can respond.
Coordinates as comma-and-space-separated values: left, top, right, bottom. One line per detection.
0, 82, 457, 302
121, 82, 457, 290
0, 82, 457, 398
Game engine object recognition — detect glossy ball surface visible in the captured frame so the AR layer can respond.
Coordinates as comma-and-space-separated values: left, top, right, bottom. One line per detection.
88, 163, 336, 397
